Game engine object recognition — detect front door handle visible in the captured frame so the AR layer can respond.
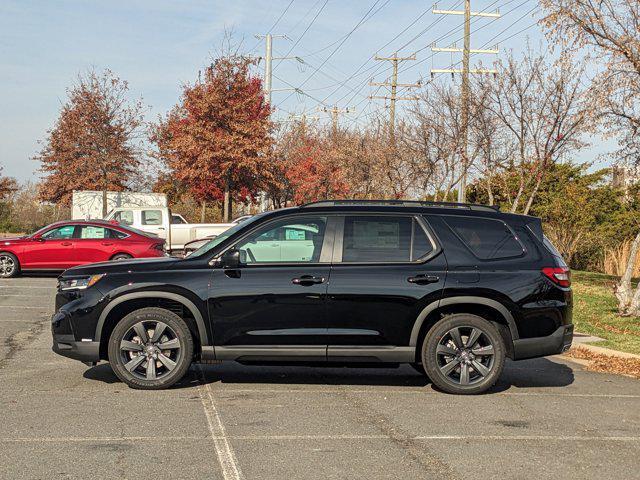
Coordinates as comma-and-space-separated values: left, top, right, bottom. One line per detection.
101, 242, 113, 246
292, 275, 325, 286
61, 242, 73, 246
407, 274, 439, 285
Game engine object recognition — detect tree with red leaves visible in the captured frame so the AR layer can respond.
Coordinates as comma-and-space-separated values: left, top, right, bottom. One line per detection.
0, 166, 18, 201
35, 69, 144, 216
152, 56, 272, 221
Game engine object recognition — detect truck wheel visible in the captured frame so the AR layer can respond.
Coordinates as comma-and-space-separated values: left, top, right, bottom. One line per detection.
108, 307, 193, 390
423, 314, 505, 395
0, 252, 20, 278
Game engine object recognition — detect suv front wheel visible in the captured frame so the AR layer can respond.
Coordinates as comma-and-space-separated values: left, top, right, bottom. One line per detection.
423, 314, 505, 395
108, 307, 194, 389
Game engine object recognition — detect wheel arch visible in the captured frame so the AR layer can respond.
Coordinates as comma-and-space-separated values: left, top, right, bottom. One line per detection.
410, 296, 517, 361
96, 291, 209, 359
109, 251, 134, 260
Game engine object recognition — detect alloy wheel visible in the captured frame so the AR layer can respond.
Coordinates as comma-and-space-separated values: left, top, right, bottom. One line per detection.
0, 255, 16, 277
435, 326, 495, 386
119, 320, 182, 381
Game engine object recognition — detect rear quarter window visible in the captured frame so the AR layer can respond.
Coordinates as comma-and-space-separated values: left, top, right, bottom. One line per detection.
443, 216, 525, 260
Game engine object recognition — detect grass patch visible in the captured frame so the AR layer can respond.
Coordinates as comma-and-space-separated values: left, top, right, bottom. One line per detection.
572, 270, 640, 355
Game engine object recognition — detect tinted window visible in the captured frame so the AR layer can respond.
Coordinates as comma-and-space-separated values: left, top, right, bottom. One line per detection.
444, 216, 524, 260
412, 219, 433, 260
171, 215, 186, 224
142, 210, 162, 226
343, 216, 412, 262
236, 216, 327, 264
42, 225, 75, 239
113, 210, 134, 226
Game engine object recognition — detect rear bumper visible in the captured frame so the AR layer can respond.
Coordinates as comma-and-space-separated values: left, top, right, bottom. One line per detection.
512, 324, 573, 360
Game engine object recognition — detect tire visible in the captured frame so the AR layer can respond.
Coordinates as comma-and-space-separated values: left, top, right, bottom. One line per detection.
423, 314, 505, 395
409, 362, 430, 379
0, 252, 20, 278
111, 253, 133, 261
108, 307, 194, 390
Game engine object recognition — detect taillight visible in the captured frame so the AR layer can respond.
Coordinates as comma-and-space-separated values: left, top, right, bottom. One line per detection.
151, 243, 165, 251
542, 267, 571, 287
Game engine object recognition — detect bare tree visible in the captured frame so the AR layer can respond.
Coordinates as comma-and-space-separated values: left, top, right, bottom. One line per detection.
541, 0, 640, 314
477, 47, 594, 214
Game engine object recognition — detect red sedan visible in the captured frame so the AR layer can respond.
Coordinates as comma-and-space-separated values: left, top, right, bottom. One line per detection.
0, 220, 166, 278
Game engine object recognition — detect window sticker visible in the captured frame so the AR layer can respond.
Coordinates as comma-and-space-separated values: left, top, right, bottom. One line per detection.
285, 229, 306, 240
81, 226, 106, 239
352, 221, 399, 248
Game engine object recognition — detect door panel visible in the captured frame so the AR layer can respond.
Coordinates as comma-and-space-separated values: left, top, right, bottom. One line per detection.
208, 214, 333, 360
326, 215, 447, 359
74, 225, 116, 264
209, 266, 331, 349
22, 225, 77, 268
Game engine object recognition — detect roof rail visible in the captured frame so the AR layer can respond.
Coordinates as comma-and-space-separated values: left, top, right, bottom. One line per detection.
299, 199, 500, 212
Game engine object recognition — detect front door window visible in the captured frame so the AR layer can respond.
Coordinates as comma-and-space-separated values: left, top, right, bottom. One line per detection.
235, 216, 328, 264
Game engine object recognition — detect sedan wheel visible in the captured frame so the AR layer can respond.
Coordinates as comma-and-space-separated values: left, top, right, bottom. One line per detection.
0, 253, 19, 278
108, 307, 193, 389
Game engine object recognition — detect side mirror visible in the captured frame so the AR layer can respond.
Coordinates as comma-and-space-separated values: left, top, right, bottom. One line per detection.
33, 236, 45, 242
220, 248, 241, 269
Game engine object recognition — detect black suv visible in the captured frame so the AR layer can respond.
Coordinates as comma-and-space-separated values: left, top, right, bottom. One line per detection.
51, 200, 573, 394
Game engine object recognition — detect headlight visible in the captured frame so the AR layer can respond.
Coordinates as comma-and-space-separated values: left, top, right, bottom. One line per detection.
59, 274, 105, 291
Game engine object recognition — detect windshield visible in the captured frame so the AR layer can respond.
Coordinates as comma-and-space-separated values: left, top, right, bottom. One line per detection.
188, 213, 267, 258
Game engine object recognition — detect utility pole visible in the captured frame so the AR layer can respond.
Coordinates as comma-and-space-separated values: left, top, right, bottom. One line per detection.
370, 54, 420, 139
254, 34, 302, 106
318, 105, 355, 138
431, 2, 500, 202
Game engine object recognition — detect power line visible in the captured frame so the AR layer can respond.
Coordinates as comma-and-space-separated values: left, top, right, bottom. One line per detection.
279, 0, 391, 105
274, 0, 329, 70
249, 0, 296, 52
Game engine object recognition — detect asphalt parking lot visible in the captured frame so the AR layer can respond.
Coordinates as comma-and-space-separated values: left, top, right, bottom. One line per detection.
1, 276, 639, 480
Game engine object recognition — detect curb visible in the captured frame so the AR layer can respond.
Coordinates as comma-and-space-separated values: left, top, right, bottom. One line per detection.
565, 342, 640, 360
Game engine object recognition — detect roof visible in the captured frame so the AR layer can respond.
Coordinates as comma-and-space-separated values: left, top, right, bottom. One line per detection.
299, 199, 499, 213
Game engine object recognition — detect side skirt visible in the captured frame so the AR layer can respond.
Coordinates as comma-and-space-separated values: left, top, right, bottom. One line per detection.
202, 345, 415, 363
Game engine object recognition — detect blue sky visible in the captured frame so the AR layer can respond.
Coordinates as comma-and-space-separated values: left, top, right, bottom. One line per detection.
0, 0, 613, 182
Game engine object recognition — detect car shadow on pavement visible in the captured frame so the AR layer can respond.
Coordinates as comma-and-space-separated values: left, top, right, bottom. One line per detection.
83, 357, 575, 393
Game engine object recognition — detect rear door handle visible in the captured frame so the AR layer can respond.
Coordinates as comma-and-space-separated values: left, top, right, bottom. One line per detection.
61, 242, 73, 246
292, 275, 325, 286
407, 274, 440, 284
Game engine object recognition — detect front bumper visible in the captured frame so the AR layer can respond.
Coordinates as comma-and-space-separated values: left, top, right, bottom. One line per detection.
512, 324, 573, 360
51, 310, 100, 363
52, 333, 100, 363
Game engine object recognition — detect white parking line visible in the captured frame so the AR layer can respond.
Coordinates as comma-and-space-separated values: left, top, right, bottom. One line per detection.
197, 365, 243, 480
203, 388, 640, 399
2, 434, 638, 443
0, 305, 49, 309
0, 286, 53, 289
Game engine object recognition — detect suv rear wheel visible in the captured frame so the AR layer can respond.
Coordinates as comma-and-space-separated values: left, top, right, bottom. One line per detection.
107, 307, 193, 389
423, 314, 505, 395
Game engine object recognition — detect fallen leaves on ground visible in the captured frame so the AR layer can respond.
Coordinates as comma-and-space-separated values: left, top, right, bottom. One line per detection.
566, 346, 640, 378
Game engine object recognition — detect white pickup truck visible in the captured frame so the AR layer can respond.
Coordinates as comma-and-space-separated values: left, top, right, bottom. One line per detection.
104, 207, 240, 252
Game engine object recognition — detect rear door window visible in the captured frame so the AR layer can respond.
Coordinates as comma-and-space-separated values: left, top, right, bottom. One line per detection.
443, 216, 524, 260
78, 226, 107, 239
341, 216, 433, 263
